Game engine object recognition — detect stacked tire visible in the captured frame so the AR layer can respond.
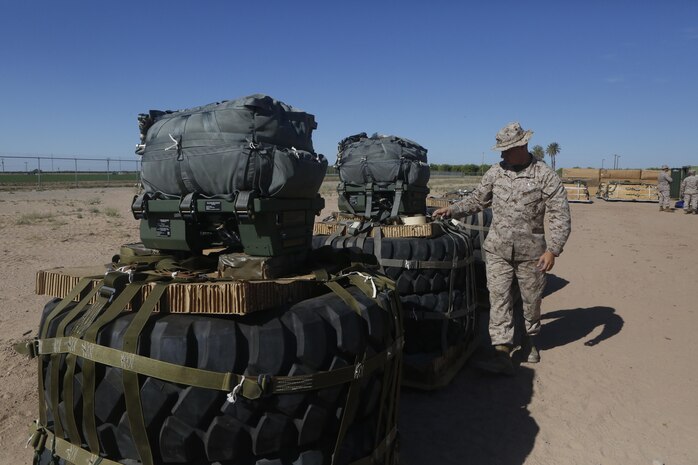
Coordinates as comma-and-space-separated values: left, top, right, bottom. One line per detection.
312, 222, 477, 370
36, 276, 401, 465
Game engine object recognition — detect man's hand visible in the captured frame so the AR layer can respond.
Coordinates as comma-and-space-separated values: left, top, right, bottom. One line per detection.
432, 206, 451, 219
537, 250, 556, 273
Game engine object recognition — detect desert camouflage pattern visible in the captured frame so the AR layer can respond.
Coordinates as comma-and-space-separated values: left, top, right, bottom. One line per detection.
486, 254, 545, 345
657, 171, 673, 209
449, 157, 571, 260
681, 174, 698, 212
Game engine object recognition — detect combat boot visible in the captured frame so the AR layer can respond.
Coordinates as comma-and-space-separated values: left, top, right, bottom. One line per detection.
685, 209, 691, 214
659, 206, 665, 211
474, 345, 515, 376
521, 335, 540, 363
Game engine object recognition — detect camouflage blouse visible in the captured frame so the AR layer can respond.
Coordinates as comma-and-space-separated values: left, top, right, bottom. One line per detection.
449, 158, 571, 260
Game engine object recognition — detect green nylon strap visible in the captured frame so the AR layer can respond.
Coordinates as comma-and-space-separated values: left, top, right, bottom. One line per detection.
34, 333, 402, 398
37, 278, 94, 427
332, 352, 366, 465
324, 281, 362, 315
374, 226, 384, 274
30, 423, 118, 465
62, 284, 116, 446
82, 283, 144, 453
378, 255, 474, 270
49, 285, 101, 439
121, 282, 167, 465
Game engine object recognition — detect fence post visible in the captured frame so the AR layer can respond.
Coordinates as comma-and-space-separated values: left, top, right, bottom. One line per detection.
107, 158, 111, 184
74, 158, 78, 188
37, 157, 42, 189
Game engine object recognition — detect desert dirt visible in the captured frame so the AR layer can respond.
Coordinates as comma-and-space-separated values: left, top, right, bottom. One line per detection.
0, 186, 697, 465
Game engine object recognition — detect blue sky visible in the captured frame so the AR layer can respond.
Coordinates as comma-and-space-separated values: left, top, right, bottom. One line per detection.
1, 1, 697, 170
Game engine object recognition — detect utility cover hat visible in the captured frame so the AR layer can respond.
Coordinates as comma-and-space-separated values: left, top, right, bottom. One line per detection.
492, 122, 534, 151
661, 164, 669, 170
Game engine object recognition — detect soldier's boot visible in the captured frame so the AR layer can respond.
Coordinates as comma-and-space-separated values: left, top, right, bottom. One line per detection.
659, 206, 665, 211
474, 345, 515, 376
521, 335, 540, 363
685, 209, 691, 214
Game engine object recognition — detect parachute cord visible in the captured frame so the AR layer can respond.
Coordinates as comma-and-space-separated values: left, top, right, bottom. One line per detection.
227, 376, 245, 404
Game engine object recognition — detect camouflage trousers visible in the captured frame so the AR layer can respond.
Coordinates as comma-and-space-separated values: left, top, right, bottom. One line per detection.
684, 193, 698, 212
658, 188, 672, 209
485, 253, 547, 346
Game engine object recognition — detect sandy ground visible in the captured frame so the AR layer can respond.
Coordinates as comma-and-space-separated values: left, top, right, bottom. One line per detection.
0, 187, 697, 465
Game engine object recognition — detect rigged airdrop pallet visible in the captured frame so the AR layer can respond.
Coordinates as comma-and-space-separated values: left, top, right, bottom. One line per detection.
25, 263, 403, 465
596, 181, 659, 202
562, 180, 593, 203
314, 215, 479, 389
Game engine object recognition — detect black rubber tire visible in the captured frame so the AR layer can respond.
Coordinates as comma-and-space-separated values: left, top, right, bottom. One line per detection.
37, 283, 397, 465
312, 230, 470, 296
313, 225, 477, 357
458, 208, 492, 252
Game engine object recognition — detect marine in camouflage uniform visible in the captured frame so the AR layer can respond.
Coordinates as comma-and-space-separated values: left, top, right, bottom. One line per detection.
657, 165, 673, 211
680, 170, 698, 213
434, 122, 571, 374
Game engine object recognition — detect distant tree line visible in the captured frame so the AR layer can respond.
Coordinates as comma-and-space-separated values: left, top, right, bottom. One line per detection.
428, 164, 491, 174
326, 164, 491, 175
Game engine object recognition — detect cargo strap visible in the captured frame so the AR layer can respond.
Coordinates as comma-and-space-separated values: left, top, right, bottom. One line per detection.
364, 182, 373, 219
28, 422, 120, 465
457, 211, 490, 262
379, 255, 474, 270
27, 420, 398, 465
389, 181, 404, 221
24, 331, 403, 398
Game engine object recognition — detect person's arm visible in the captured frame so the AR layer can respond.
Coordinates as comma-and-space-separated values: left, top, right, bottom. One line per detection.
680, 179, 686, 198
434, 168, 495, 219
540, 172, 571, 270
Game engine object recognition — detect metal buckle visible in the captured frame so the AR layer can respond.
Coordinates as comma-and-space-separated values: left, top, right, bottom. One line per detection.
178, 192, 198, 223
131, 193, 150, 220
234, 191, 254, 221
404, 260, 418, 270
354, 362, 365, 379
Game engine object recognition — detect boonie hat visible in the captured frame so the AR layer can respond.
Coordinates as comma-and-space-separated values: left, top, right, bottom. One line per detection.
492, 122, 534, 151
661, 164, 669, 170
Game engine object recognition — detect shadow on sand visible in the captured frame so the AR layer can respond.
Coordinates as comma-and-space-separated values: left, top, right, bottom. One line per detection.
540, 306, 624, 349
399, 363, 537, 465
542, 273, 569, 297
398, 276, 623, 465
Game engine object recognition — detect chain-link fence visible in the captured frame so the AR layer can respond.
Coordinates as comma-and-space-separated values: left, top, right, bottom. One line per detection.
0, 154, 140, 189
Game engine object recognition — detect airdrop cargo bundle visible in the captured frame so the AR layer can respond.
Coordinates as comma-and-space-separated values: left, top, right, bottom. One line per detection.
562, 180, 593, 203
17, 94, 409, 465
596, 181, 659, 202
312, 215, 478, 390
322, 150, 491, 389
135, 94, 327, 256
335, 133, 430, 222
22, 254, 403, 465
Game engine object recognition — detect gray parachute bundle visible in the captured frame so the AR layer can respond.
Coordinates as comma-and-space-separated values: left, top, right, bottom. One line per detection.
336, 133, 430, 187
335, 133, 430, 220
136, 94, 327, 198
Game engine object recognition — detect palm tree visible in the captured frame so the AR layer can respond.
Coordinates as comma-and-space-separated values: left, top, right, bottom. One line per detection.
531, 144, 545, 162
546, 142, 561, 171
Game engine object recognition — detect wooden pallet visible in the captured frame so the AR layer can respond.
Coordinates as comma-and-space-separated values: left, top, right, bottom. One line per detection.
314, 220, 446, 239
36, 267, 321, 315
